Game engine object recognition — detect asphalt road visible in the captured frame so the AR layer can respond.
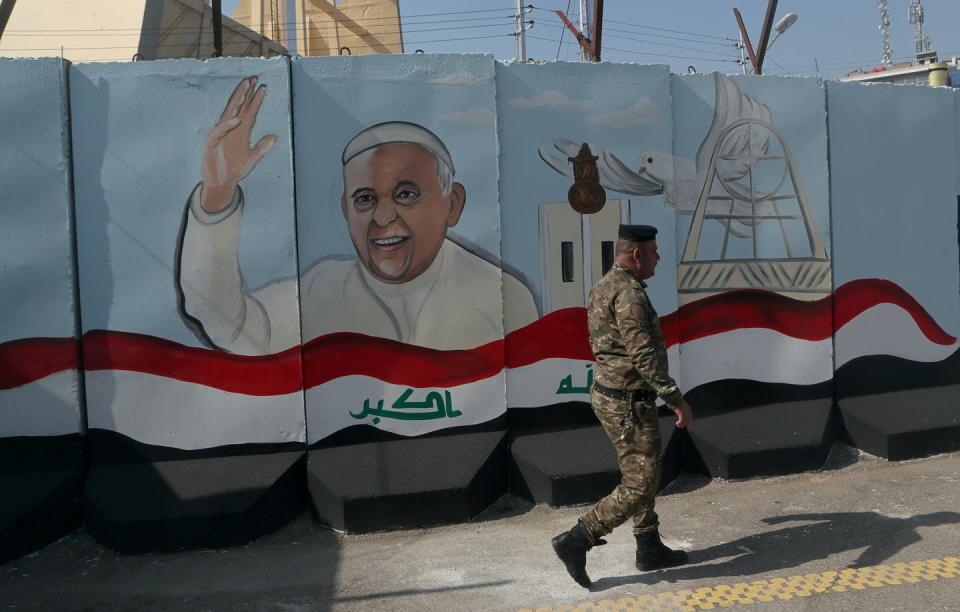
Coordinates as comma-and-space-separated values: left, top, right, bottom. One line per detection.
3, 445, 959, 611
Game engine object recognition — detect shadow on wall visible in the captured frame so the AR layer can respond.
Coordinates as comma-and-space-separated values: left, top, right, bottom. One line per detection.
67, 68, 311, 558
591, 510, 960, 590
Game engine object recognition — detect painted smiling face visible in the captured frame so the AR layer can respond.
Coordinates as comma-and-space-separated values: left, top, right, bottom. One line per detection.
342, 143, 465, 284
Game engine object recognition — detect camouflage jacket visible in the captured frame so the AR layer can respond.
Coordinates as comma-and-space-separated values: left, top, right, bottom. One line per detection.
587, 262, 683, 406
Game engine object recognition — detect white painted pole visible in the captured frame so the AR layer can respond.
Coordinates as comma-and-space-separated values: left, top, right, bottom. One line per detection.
578, 0, 589, 62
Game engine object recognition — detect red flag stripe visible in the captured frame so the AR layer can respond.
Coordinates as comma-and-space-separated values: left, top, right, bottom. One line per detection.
0, 279, 953, 391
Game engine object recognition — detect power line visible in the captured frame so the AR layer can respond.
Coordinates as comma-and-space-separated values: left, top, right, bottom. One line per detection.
530, 34, 738, 64
602, 25, 736, 49
2, 14, 517, 36
538, 22, 736, 53
585, 31, 736, 58
531, 8, 736, 43
603, 17, 737, 42
533, 21, 737, 59
3, 32, 516, 54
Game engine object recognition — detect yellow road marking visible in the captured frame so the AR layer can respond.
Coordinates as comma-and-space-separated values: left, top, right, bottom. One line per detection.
520, 556, 958, 611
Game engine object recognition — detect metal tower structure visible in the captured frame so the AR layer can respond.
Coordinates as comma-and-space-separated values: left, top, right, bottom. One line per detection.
877, 0, 893, 68
908, 0, 933, 55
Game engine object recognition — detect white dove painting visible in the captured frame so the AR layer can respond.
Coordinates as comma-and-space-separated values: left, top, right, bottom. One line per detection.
540, 72, 831, 304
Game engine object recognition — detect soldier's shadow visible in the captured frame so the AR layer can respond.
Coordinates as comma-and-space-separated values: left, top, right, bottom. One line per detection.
590, 511, 960, 591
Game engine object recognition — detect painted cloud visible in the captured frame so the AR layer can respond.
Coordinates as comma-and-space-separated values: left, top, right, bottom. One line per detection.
508, 90, 592, 112
439, 108, 496, 126
590, 97, 660, 128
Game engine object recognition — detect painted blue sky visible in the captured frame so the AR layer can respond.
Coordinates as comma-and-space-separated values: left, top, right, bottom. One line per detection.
224, 0, 960, 80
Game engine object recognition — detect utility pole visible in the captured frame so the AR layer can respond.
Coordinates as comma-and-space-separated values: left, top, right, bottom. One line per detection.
591, 0, 603, 61
515, 0, 527, 62
555, 0, 603, 62
737, 33, 748, 74
577, 0, 589, 62
732, 0, 778, 75
753, 0, 778, 74
212, 0, 224, 58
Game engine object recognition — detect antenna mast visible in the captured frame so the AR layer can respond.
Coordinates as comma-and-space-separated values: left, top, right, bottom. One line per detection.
908, 0, 932, 56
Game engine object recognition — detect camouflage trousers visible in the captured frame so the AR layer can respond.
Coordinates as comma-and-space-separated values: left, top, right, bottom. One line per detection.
580, 389, 662, 540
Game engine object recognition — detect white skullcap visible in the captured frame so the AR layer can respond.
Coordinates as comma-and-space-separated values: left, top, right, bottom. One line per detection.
341, 121, 455, 175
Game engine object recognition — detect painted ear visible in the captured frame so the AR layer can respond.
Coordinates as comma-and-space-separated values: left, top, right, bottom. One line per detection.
446, 182, 466, 227
340, 193, 348, 220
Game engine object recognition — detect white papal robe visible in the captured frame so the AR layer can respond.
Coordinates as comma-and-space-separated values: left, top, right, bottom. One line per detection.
178, 185, 539, 355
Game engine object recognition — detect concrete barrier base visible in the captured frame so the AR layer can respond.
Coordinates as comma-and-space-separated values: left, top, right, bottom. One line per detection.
307, 431, 507, 533
508, 412, 682, 507
0, 435, 83, 564
0, 468, 82, 564
84, 451, 305, 553
838, 385, 960, 460
685, 399, 834, 479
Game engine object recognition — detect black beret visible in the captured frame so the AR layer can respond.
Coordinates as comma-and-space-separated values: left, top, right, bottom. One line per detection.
618, 224, 658, 242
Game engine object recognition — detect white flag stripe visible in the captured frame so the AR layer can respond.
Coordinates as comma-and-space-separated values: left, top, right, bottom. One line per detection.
0, 370, 82, 437
508, 358, 594, 408
84, 370, 306, 450
681, 328, 834, 389
835, 303, 958, 368
305, 372, 507, 443
507, 347, 680, 409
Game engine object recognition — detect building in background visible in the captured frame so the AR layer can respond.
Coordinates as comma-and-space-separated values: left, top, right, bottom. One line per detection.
841, 52, 959, 87
231, 0, 402, 57
0, 0, 287, 62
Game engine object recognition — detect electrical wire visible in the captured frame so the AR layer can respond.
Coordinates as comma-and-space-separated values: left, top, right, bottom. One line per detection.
532, 22, 737, 61
531, 7, 736, 43
3, 32, 516, 54
603, 17, 737, 42
531, 20, 737, 59
602, 26, 737, 49
2, 6, 519, 33
528, 34, 737, 64
2, 15, 518, 37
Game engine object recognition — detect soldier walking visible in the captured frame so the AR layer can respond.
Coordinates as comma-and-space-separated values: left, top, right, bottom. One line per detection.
552, 224, 694, 588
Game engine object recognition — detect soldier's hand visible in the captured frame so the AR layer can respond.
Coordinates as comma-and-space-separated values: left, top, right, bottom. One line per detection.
200, 76, 277, 214
670, 400, 693, 428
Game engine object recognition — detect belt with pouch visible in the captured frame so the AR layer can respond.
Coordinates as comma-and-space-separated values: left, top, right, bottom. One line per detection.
593, 382, 657, 403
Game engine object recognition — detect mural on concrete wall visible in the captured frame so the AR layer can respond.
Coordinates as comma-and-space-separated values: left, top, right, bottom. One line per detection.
0, 58, 82, 455
667, 74, 834, 401
6, 55, 960, 557
496, 62, 678, 412
70, 58, 305, 458
827, 81, 959, 397
289, 55, 526, 442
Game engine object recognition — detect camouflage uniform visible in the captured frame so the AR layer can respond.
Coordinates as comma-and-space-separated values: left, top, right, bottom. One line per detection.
580, 262, 684, 540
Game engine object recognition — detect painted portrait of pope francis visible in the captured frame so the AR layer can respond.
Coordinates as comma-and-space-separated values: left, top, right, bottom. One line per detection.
177, 76, 538, 355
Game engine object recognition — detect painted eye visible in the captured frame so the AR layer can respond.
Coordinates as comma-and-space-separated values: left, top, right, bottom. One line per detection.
353, 193, 375, 211
647, 157, 654, 164
395, 189, 420, 205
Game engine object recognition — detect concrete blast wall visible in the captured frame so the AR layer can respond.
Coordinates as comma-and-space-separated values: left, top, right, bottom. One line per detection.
1, 55, 958, 559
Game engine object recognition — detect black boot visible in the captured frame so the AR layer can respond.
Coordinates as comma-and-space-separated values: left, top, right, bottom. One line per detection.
635, 531, 688, 571
551, 522, 600, 588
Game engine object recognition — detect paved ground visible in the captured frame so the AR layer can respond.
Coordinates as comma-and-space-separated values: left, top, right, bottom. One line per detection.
3, 445, 959, 611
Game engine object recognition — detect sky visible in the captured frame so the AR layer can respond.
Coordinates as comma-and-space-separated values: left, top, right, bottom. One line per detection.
223, 0, 960, 80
